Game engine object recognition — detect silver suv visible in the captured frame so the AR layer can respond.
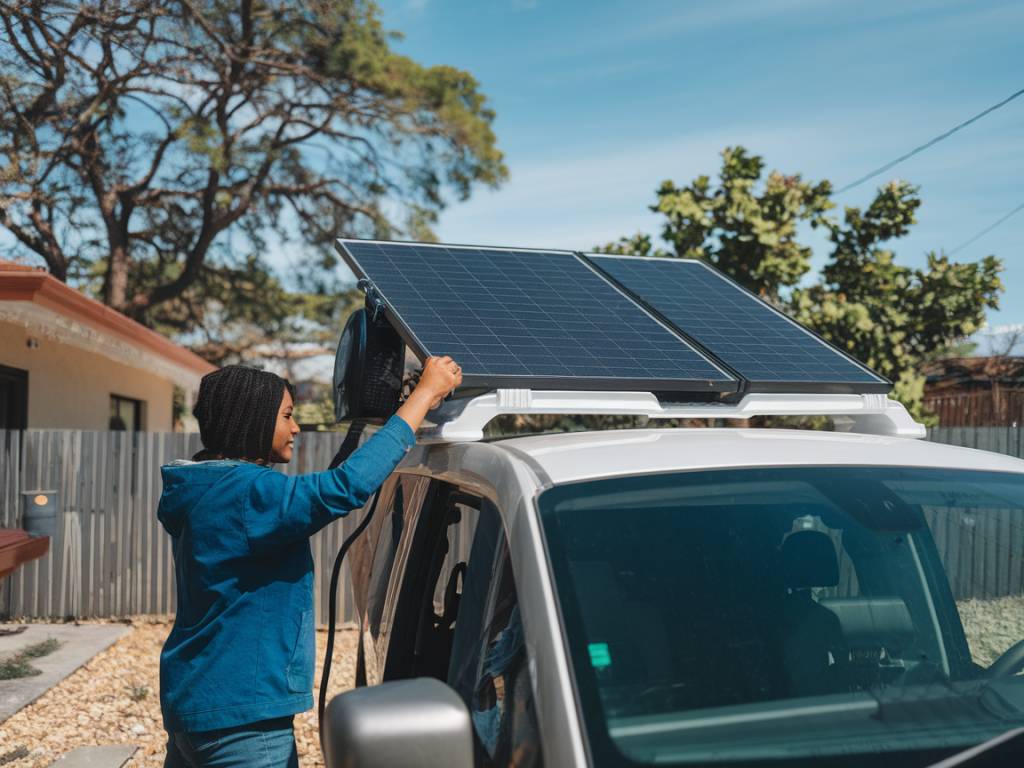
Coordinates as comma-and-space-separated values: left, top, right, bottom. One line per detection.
322, 395, 1024, 768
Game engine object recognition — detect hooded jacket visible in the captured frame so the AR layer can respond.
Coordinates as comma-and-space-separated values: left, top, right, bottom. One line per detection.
156, 415, 415, 732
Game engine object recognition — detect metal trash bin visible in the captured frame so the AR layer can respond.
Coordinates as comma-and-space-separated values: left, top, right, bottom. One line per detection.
21, 490, 58, 538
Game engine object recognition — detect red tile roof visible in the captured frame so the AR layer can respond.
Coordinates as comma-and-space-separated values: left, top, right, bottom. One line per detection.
0, 263, 216, 376
0, 259, 47, 273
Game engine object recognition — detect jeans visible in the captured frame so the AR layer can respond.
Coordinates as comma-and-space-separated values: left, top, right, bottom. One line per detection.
164, 716, 299, 767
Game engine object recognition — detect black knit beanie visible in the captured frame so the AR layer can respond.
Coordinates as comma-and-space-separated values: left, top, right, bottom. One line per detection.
192, 365, 293, 462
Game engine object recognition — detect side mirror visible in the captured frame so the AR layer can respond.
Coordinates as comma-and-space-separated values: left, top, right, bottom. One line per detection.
323, 678, 474, 768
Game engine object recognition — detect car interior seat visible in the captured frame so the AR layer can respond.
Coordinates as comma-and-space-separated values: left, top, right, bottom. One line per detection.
780, 530, 849, 696
819, 596, 918, 688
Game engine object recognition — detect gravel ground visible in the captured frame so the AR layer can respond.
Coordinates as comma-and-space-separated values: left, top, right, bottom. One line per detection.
957, 595, 1024, 668
0, 618, 358, 768
1, 597, 1022, 767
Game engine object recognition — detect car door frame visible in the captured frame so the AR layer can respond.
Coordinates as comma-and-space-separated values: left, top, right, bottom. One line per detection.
361, 443, 591, 768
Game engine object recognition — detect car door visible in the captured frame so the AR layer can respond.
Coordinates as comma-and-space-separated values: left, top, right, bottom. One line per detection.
383, 480, 544, 767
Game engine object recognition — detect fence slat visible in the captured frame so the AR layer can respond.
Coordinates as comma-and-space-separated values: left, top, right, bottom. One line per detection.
2, 427, 1023, 620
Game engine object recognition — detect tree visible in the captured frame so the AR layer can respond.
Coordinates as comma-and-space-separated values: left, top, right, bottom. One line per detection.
596, 147, 1003, 420
0, 0, 506, 349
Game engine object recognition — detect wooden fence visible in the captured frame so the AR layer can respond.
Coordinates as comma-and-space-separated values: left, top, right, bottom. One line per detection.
928, 425, 1024, 456
0, 429, 362, 625
924, 390, 1024, 427
1, 426, 1024, 620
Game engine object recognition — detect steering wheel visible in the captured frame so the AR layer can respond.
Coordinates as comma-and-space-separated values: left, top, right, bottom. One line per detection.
987, 638, 1024, 678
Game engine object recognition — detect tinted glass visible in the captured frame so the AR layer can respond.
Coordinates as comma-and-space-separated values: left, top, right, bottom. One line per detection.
539, 467, 1024, 767
449, 505, 543, 768
110, 394, 141, 431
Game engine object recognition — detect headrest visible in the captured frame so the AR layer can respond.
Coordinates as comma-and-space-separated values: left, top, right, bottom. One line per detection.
820, 598, 915, 649
781, 530, 839, 589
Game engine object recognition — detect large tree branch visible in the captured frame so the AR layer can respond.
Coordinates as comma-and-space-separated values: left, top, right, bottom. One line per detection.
0, 195, 69, 278
0, 0, 506, 328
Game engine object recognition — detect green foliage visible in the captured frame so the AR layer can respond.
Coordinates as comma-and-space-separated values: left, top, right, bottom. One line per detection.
595, 233, 667, 258
0, 0, 506, 362
597, 148, 833, 302
483, 413, 651, 438
597, 148, 1004, 421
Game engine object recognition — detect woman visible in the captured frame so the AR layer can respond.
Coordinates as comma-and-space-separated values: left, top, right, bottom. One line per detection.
158, 356, 462, 767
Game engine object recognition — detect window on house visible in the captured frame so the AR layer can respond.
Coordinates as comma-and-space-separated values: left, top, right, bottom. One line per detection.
0, 365, 28, 430
110, 394, 143, 432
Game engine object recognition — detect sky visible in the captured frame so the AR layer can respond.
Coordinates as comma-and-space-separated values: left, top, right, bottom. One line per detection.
365, 0, 1023, 346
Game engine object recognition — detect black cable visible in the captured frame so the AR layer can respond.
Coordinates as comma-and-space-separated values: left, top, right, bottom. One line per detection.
327, 421, 366, 470
836, 86, 1024, 194
317, 490, 381, 747
949, 200, 1024, 255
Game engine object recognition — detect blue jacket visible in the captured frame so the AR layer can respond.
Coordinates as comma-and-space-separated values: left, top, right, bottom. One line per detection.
156, 415, 415, 732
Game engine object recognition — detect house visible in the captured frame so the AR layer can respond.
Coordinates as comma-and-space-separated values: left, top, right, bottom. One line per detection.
923, 356, 1024, 427
0, 261, 216, 431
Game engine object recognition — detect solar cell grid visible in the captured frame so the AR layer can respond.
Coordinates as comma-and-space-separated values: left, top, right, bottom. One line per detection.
586, 254, 889, 390
339, 240, 736, 390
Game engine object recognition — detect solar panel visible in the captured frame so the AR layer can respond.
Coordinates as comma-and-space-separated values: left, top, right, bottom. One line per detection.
585, 254, 890, 393
337, 240, 737, 392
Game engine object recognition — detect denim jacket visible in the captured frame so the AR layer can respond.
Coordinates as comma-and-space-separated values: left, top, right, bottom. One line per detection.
156, 415, 415, 732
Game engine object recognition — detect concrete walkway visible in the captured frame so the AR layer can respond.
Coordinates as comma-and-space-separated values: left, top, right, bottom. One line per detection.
47, 745, 137, 767
0, 623, 130, 723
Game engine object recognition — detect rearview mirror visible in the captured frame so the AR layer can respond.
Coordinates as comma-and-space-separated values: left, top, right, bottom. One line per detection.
323, 678, 474, 768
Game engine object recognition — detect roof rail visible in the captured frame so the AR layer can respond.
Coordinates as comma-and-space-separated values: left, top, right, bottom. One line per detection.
418, 390, 926, 443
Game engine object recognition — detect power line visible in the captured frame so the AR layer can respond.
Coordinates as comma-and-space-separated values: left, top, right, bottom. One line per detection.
836, 86, 1024, 194
949, 201, 1024, 255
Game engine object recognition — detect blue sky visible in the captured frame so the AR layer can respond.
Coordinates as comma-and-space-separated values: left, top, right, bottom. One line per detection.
370, 0, 1023, 342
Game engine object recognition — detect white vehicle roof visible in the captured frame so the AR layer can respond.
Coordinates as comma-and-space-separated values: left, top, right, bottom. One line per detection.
491, 428, 1024, 486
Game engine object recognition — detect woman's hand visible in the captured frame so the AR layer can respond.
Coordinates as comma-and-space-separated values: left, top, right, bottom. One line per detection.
395, 356, 463, 433
418, 355, 463, 408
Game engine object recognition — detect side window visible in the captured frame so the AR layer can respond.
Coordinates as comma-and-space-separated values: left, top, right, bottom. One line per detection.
110, 393, 143, 431
385, 483, 481, 681
420, 495, 481, 680
450, 513, 544, 768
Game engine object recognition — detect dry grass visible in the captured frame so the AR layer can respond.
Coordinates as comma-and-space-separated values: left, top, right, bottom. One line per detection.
0, 618, 358, 768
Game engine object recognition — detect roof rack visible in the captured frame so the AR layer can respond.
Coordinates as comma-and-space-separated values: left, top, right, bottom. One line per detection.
417, 390, 926, 443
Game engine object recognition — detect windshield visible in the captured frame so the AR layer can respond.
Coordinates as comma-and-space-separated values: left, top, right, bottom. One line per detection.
538, 466, 1024, 768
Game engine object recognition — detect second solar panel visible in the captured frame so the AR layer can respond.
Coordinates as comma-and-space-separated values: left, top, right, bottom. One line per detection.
585, 254, 890, 394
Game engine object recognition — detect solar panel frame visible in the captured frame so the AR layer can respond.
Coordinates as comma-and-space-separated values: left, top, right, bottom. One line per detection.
335, 239, 740, 394
583, 252, 892, 395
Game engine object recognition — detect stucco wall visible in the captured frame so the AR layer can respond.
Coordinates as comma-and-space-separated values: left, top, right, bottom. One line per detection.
0, 319, 175, 430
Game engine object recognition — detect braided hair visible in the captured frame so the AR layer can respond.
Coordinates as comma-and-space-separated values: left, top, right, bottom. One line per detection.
192, 365, 295, 463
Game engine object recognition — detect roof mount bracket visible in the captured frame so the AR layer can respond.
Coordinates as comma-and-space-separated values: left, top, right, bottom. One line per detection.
357, 278, 386, 323
417, 390, 926, 443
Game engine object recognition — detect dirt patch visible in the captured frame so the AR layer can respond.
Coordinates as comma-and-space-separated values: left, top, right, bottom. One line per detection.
0, 618, 358, 768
